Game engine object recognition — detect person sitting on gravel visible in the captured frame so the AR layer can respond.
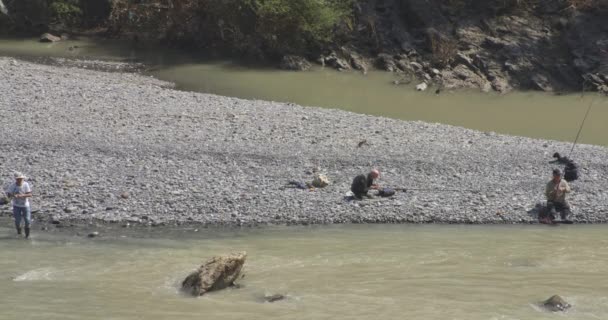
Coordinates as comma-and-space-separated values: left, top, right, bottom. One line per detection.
351, 169, 380, 199
5, 172, 33, 238
542, 168, 572, 223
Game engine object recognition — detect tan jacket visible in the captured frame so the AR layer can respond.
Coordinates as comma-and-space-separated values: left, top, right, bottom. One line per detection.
545, 179, 571, 204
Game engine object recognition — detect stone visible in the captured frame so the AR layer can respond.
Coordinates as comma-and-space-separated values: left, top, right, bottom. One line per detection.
410, 61, 423, 72
324, 53, 351, 71
264, 294, 286, 303
491, 76, 512, 94
120, 192, 130, 199
279, 55, 312, 71
455, 53, 477, 71
531, 74, 554, 92
40, 33, 61, 43
543, 295, 571, 312
87, 231, 99, 238
416, 82, 428, 91
181, 252, 247, 296
348, 51, 368, 74
376, 54, 397, 72
64, 206, 77, 213
312, 174, 330, 188
483, 36, 510, 49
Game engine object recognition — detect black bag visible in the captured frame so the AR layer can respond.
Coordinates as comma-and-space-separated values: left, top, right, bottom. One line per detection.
564, 163, 579, 182
377, 188, 396, 197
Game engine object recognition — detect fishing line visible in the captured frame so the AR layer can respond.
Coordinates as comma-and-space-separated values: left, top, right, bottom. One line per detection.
569, 79, 597, 157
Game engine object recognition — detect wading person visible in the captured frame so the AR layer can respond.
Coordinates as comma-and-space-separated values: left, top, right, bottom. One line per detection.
351, 169, 380, 199
5, 172, 33, 238
544, 168, 572, 223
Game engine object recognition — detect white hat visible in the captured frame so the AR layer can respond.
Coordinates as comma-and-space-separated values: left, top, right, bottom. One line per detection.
14, 172, 26, 179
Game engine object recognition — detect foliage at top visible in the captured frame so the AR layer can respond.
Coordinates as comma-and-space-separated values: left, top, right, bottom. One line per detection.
109, 0, 354, 57
49, 0, 82, 26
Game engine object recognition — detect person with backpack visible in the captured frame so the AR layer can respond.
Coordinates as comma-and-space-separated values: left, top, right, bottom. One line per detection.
544, 168, 572, 223
5, 172, 33, 238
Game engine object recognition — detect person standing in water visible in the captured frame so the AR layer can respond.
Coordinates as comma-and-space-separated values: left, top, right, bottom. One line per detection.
5, 172, 33, 238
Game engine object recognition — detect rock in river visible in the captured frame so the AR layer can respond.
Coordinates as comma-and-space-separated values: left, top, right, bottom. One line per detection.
181, 252, 247, 296
40, 33, 61, 43
543, 295, 571, 312
264, 294, 286, 303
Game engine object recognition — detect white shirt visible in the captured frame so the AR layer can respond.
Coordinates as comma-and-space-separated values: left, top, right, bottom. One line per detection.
6, 182, 31, 208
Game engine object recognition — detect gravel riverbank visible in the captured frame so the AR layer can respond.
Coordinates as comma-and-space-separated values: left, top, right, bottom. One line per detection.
1, 57, 607, 227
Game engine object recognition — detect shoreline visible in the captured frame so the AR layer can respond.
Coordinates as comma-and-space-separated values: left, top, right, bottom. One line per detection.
1, 57, 607, 228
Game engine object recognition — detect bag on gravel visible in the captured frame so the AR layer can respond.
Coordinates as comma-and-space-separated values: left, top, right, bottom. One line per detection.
377, 188, 396, 197
564, 162, 579, 182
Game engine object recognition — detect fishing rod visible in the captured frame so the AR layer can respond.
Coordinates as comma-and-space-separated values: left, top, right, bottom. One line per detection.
569, 78, 597, 157
393, 187, 480, 193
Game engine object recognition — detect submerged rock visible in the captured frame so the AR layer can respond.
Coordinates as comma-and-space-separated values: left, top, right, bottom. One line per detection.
181, 252, 247, 296
264, 294, 286, 303
543, 295, 571, 312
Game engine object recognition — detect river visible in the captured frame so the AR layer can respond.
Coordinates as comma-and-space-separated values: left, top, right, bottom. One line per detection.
0, 37, 606, 146
1, 224, 608, 319
1, 37, 608, 320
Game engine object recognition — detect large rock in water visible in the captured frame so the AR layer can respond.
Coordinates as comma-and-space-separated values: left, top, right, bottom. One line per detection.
181, 252, 247, 296
543, 295, 571, 312
40, 33, 61, 43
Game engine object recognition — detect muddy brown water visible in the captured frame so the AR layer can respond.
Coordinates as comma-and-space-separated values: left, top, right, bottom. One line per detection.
2, 224, 608, 320
1, 37, 606, 147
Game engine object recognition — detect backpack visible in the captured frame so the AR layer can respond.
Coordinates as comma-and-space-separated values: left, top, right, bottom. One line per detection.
564, 163, 579, 182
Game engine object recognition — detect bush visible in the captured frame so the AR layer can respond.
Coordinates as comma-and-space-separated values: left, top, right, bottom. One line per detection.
49, 0, 82, 26
252, 0, 354, 54
110, 0, 354, 57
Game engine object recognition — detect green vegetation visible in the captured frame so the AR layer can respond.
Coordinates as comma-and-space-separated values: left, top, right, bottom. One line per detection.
49, 0, 82, 26
251, 0, 354, 53
110, 0, 354, 57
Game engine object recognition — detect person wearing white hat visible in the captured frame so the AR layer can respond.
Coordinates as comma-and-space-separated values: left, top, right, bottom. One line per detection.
5, 172, 33, 238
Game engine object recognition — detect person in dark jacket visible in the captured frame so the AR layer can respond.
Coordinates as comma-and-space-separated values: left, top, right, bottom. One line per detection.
551, 152, 579, 182
351, 169, 380, 199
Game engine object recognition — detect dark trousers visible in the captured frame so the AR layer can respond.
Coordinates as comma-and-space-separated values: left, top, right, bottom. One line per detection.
353, 191, 368, 200
547, 201, 571, 220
